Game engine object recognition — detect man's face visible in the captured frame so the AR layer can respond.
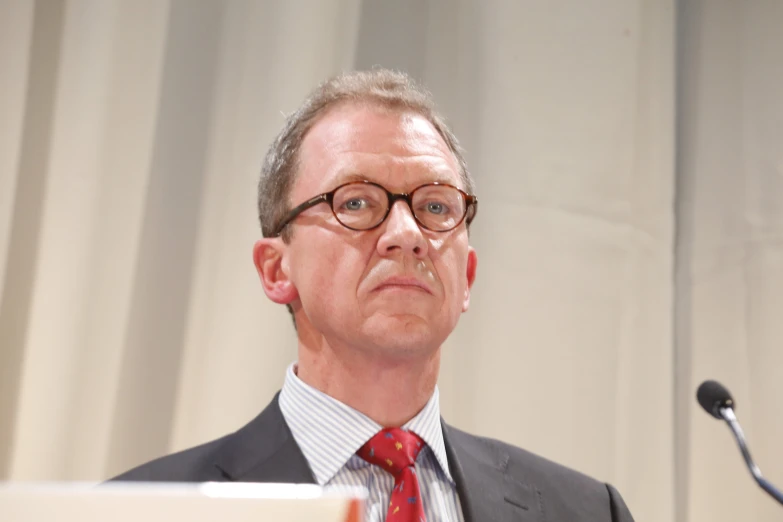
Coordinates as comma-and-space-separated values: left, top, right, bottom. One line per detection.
278, 103, 477, 358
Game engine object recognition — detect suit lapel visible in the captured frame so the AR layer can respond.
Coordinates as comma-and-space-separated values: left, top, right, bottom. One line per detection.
443, 423, 544, 522
209, 396, 544, 520
212, 394, 316, 484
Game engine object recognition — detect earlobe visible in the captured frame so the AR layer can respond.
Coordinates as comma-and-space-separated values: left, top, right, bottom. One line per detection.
253, 239, 299, 305
462, 247, 478, 313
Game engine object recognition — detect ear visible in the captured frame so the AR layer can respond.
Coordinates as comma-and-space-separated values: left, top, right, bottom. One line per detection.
253, 238, 298, 305
462, 246, 478, 313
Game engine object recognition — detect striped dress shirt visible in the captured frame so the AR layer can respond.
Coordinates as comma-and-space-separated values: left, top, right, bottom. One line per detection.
278, 363, 465, 522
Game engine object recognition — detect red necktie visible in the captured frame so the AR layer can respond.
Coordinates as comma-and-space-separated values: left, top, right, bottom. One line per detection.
357, 428, 427, 522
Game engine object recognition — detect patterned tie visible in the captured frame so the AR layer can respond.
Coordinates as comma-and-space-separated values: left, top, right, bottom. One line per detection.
357, 428, 427, 522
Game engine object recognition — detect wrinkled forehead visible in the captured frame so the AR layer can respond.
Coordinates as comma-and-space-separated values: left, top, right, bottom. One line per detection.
294, 103, 462, 197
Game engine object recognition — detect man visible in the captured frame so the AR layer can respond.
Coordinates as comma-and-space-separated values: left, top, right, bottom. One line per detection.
114, 69, 635, 522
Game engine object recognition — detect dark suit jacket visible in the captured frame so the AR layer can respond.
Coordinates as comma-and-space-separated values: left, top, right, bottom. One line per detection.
113, 394, 634, 521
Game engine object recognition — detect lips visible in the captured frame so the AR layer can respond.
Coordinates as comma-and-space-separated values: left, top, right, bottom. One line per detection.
373, 276, 434, 295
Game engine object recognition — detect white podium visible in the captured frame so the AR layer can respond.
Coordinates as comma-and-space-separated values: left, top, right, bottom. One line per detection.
0, 482, 365, 521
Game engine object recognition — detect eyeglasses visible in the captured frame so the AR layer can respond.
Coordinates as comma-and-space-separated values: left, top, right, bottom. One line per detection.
274, 180, 478, 236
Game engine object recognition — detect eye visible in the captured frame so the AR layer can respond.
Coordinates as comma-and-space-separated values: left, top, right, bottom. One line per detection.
421, 201, 449, 215
341, 198, 370, 211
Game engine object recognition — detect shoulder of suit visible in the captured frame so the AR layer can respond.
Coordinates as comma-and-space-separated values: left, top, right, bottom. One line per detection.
108, 395, 284, 483
108, 432, 234, 483
446, 424, 610, 493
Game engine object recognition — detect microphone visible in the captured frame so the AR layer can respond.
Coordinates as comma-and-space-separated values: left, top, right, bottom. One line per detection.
696, 380, 783, 506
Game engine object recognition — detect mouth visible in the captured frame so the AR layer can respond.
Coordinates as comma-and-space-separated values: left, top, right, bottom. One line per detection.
373, 276, 434, 295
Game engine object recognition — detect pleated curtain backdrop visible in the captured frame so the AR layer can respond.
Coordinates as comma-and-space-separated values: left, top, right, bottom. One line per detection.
0, 1, 781, 522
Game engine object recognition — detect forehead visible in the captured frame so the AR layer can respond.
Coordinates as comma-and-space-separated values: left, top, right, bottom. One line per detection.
294, 103, 461, 196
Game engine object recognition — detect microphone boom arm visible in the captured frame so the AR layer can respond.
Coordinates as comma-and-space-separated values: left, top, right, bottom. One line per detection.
719, 406, 783, 506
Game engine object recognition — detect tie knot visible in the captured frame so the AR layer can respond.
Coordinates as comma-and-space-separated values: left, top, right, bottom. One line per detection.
357, 428, 425, 477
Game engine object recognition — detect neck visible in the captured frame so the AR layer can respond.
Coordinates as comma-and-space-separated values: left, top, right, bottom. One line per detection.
295, 337, 440, 427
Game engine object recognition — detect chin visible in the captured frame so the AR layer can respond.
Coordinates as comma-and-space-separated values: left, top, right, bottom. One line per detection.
360, 314, 446, 357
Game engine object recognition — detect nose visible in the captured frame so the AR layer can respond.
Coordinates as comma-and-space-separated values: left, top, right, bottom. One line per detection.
376, 200, 428, 258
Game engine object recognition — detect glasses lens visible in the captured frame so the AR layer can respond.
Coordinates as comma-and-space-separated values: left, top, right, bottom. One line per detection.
412, 185, 466, 231
332, 183, 388, 229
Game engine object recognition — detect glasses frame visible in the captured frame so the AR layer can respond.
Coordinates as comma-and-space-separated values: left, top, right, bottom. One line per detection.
274, 180, 478, 237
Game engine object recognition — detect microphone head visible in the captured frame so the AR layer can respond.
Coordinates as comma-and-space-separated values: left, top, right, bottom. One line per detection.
697, 380, 735, 419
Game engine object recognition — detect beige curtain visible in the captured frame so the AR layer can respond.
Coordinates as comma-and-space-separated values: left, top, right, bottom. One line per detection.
676, 1, 783, 521
0, 1, 781, 521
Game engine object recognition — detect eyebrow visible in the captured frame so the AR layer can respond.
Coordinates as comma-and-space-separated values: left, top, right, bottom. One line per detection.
336, 173, 371, 184
334, 171, 457, 187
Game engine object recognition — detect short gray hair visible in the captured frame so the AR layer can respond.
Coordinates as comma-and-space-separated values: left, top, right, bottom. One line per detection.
257, 68, 474, 240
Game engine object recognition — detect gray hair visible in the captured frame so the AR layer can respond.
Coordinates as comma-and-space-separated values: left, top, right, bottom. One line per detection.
257, 68, 474, 240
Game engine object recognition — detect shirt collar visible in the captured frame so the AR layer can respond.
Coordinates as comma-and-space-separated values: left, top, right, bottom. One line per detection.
278, 362, 453, 485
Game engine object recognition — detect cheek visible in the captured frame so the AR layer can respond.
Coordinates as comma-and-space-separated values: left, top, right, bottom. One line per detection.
432, 239, 469, 299
292, 236, 366, 308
